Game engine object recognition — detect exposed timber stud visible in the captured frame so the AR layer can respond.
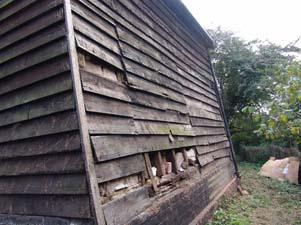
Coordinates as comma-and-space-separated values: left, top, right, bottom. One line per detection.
208, 59, 240, 178
63, 1, 106, 224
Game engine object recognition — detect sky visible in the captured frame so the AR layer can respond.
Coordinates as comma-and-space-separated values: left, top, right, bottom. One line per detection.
182, 0, 301, 47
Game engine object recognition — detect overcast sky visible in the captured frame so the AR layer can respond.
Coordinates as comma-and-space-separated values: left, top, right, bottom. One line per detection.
182, 0, 301, 47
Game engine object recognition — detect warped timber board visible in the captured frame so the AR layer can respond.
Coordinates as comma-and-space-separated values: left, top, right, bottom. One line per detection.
87, 113, 195, 136
196, 141, 230, 155
0, 0, 63, 36
0, 195, 91, 218
0, 151, 84, 176
0, 73, 72, 112
0, 7, 65, 50
91, 134, 228, 161
0, 91, 75, 127
95, 154, 145, 183
84, 92, 190, 124
81, 70, 188, 114
0, 132, 81, 160
0, 173, 88, 194
0, 110, 78, 143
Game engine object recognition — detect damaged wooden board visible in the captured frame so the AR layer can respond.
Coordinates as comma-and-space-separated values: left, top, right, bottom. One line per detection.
91, 134, 228, 161
103, 187, 151, 225
95, 154, 145, 183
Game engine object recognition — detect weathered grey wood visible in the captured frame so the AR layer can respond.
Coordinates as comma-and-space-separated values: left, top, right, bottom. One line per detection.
0, 7, 64, 50
95, 154, 145, 183
84, 93, 190, 124
185, 97, 221, 115
0, 195, 91, 218
0, 132, 81, 159
103, 187, 150, 225
88, 114, 194, 136
197, 154, 214, 167
73, 14, 119, 54
0, 39, 68, 79
91, 134, 228, 162
0, 174, 88, 194
188, 106, 223, 121
0, 73, 72, 112
196, 141, 230, 155
0, 152, 84, 176
81, 71, 188, 113
150, 151, 165, 176
197, 148, 231, 167
0, 57, 70, 96
0, 0, 63, 36
192, 127, 226, 136
0, 0, 37, 21
190, 117, 225, 127
212, 148, 231, 159
0, 92, 75, 127
75, 32, 123, 70
126, 73, 186, 105
64, 0, 106, 223
71, 0, 116, 38
0, 22, 66, 64
0, 111, 78, 143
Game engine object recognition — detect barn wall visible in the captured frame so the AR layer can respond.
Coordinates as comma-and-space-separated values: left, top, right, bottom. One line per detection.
0, 0, 93, 224
70, 0, 236, 225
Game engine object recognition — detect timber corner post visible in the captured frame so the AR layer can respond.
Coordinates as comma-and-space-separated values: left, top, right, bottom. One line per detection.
63, 0, 106, 224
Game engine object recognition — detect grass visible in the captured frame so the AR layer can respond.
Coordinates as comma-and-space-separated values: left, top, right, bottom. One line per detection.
206, 162, 301, 225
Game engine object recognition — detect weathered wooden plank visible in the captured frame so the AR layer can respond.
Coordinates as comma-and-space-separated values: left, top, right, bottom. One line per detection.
0, 7, 64, 50
144, 153, 158, 191
188, 106, 223, 121
198, 148, 231, 167
0, 0, 37, 21
103, 187, 150, 225
196, 141, 230, 155
0, 22, 66, 64
87, 114, 136, 135
71, 0, 116, 38
123, 58, 183, 93
73, 14, 119, 54
182, 86, 219, 107
0, 195, 91, 218
88, 113, 194, 136
84, 93, 190, 124
75, 32, 123, 70
126, 73, 186, 105
0, 151, 84, 176
0, 39, 68, 79
95, 154, 145, 183
0, 73, 72, 112
192, 127, 226, 136
0, 110, 78, 143
0, 174, 88, 194
91, 134, 227, 162
185, 96, 221, 115
0, 0, 63, 36
0, 57, 70, 96
0, 91, 75, 127
81, 71, 188, 113
0, 132, 81, 160
190, 117, 224, 127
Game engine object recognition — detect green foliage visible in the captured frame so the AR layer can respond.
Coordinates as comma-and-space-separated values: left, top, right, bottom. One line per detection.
208, 27, 301, 148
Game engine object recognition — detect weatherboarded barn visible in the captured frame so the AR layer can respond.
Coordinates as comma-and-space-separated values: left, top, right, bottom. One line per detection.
0, 0, 238, 224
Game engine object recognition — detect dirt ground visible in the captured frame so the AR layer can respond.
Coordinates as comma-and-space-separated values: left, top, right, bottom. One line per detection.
207, 162, 301, 225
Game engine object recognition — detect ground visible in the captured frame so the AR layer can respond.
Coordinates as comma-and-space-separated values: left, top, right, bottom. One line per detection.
206, 162, 301, 225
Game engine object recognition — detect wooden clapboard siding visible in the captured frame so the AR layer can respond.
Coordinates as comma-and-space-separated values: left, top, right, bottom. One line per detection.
0, 0, 92, 221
